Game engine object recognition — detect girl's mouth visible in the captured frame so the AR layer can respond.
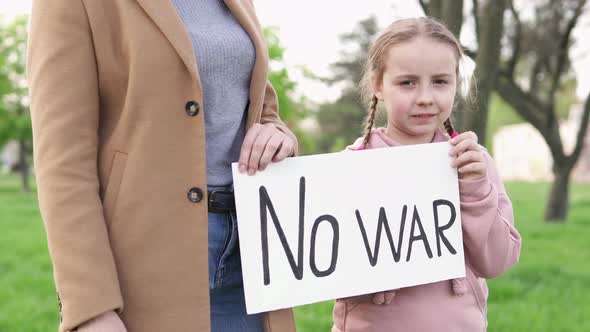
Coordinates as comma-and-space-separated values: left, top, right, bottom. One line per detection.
412, 114, 436, 120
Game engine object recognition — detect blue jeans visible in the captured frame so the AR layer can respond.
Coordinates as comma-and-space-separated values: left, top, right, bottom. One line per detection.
208, 186, 264, 332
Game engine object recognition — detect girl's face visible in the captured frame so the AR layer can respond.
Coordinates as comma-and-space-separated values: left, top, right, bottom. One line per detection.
373, 36, 458, 145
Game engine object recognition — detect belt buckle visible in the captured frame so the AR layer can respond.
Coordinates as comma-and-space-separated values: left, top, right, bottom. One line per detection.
208, 188, 235, 213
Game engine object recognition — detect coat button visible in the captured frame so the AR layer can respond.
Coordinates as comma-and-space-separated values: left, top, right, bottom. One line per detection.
185, 100, 200, 116
187, 187, 203, 203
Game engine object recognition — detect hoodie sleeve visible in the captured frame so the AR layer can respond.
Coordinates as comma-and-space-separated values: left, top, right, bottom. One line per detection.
458, 151, 522, 279
344, 137, 365, 152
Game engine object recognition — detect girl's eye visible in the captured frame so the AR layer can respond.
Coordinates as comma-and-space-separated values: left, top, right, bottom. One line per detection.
400, 81, 416, 86
434, 79, 448, 85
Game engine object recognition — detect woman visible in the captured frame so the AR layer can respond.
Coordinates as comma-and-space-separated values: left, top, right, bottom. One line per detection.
27, 0, 297, 331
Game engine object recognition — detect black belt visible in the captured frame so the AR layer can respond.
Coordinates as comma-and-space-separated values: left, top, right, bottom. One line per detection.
208, 188, 236, 213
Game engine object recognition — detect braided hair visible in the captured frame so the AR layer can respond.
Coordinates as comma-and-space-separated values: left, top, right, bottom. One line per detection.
361, 95, 379, 148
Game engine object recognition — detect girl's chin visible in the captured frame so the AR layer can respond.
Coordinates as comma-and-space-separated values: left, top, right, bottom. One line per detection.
407, 124, 439, 134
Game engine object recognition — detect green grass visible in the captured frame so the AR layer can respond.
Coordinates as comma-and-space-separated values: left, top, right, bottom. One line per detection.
0, 174, 589, 331
0, 174, 57, 331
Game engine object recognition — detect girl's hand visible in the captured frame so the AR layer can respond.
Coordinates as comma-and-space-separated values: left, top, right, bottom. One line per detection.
238, 123, 295, 175
371, 290, 397, 305
449, 131, 487, 181
75, 311, 127, 332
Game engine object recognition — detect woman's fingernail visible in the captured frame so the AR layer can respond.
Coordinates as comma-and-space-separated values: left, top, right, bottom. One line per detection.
248, 168, 256, 176
239, 164, 246, 173
451, 131, 459, 138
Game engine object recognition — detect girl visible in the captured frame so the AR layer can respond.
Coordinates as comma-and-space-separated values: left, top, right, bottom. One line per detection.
27, 0, 296, 331
332, 17, 522, 332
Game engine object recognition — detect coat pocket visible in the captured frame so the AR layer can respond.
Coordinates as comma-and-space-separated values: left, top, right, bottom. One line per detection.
102, 151, 128, 226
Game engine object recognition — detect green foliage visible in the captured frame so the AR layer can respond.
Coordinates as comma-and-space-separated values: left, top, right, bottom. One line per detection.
313, 16, 379, 153
325, 17, 378, 94
486, 93, 525, 153
264, 27, 300, 124
555, 77, 578, 119
0, 16, 30, 149
316, 94, 365, 152
263, 27, 315, 154
265, 26, 285, 61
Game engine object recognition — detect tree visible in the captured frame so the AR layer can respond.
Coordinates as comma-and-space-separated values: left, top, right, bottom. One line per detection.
421, 0, 507, 145
0, 16, 31, 192
464, 0, 508, 143
496, 0, 589, 221
420, 0, 464, 37
421, 0, 590, 222
314, 16, 381, 153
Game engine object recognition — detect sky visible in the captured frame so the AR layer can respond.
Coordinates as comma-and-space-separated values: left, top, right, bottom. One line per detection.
1, 0, 588, 104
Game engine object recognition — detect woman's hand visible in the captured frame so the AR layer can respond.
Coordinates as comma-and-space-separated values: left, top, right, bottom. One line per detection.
238, 123, 295, 175
449, 131, 487, 181
75, 311, 127, 332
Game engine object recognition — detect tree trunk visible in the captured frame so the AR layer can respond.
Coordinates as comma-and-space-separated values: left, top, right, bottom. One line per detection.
442, 0, 464, 37
545, 164, 571, 222
462, 0, 507, 146
431, 0, 465, 132
18, 139, 30, 193
430, 0, 444, 19
453, 98, 468, 132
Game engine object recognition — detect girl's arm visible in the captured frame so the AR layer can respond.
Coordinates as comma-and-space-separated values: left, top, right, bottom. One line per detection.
28, 0, 123, 330
459, 152, 522, 278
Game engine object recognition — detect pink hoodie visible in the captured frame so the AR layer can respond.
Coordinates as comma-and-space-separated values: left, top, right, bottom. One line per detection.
332, 128, 522, 332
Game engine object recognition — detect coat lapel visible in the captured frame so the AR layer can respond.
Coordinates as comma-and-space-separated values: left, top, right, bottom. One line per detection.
134, 0, 268, 127
224, 0, 269, 127
134, 0, 201, 92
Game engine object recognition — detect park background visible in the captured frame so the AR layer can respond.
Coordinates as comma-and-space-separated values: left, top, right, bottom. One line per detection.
1, 0, 589, 331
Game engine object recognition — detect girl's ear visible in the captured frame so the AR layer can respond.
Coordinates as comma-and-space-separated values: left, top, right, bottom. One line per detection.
372, 77, 383, 101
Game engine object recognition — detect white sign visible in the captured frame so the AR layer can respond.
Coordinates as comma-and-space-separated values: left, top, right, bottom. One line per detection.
232, 142, 465, 314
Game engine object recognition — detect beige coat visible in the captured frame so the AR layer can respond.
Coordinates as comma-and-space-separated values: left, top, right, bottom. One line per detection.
27, 0, 297, 331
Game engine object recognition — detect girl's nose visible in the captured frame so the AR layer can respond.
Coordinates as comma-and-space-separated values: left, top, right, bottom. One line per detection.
416, 94, 434, 107
416, 86, 434, 107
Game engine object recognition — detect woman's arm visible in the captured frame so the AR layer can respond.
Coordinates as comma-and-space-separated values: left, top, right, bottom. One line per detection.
259, 80, 299, 156
28, 0, 123, 330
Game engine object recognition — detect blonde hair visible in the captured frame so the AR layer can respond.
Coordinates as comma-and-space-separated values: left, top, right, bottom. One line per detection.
360, 17, 465, 147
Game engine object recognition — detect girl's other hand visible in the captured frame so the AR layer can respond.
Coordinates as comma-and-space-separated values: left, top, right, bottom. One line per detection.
238, 123, 295, 176
449, 131, 487, 181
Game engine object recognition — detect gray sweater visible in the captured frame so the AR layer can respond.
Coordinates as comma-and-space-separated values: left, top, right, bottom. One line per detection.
171, 0, 256, 186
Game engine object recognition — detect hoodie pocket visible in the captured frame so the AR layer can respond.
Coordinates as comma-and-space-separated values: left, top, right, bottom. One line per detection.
103, 151, 128, 226
465, 265, 487, 316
